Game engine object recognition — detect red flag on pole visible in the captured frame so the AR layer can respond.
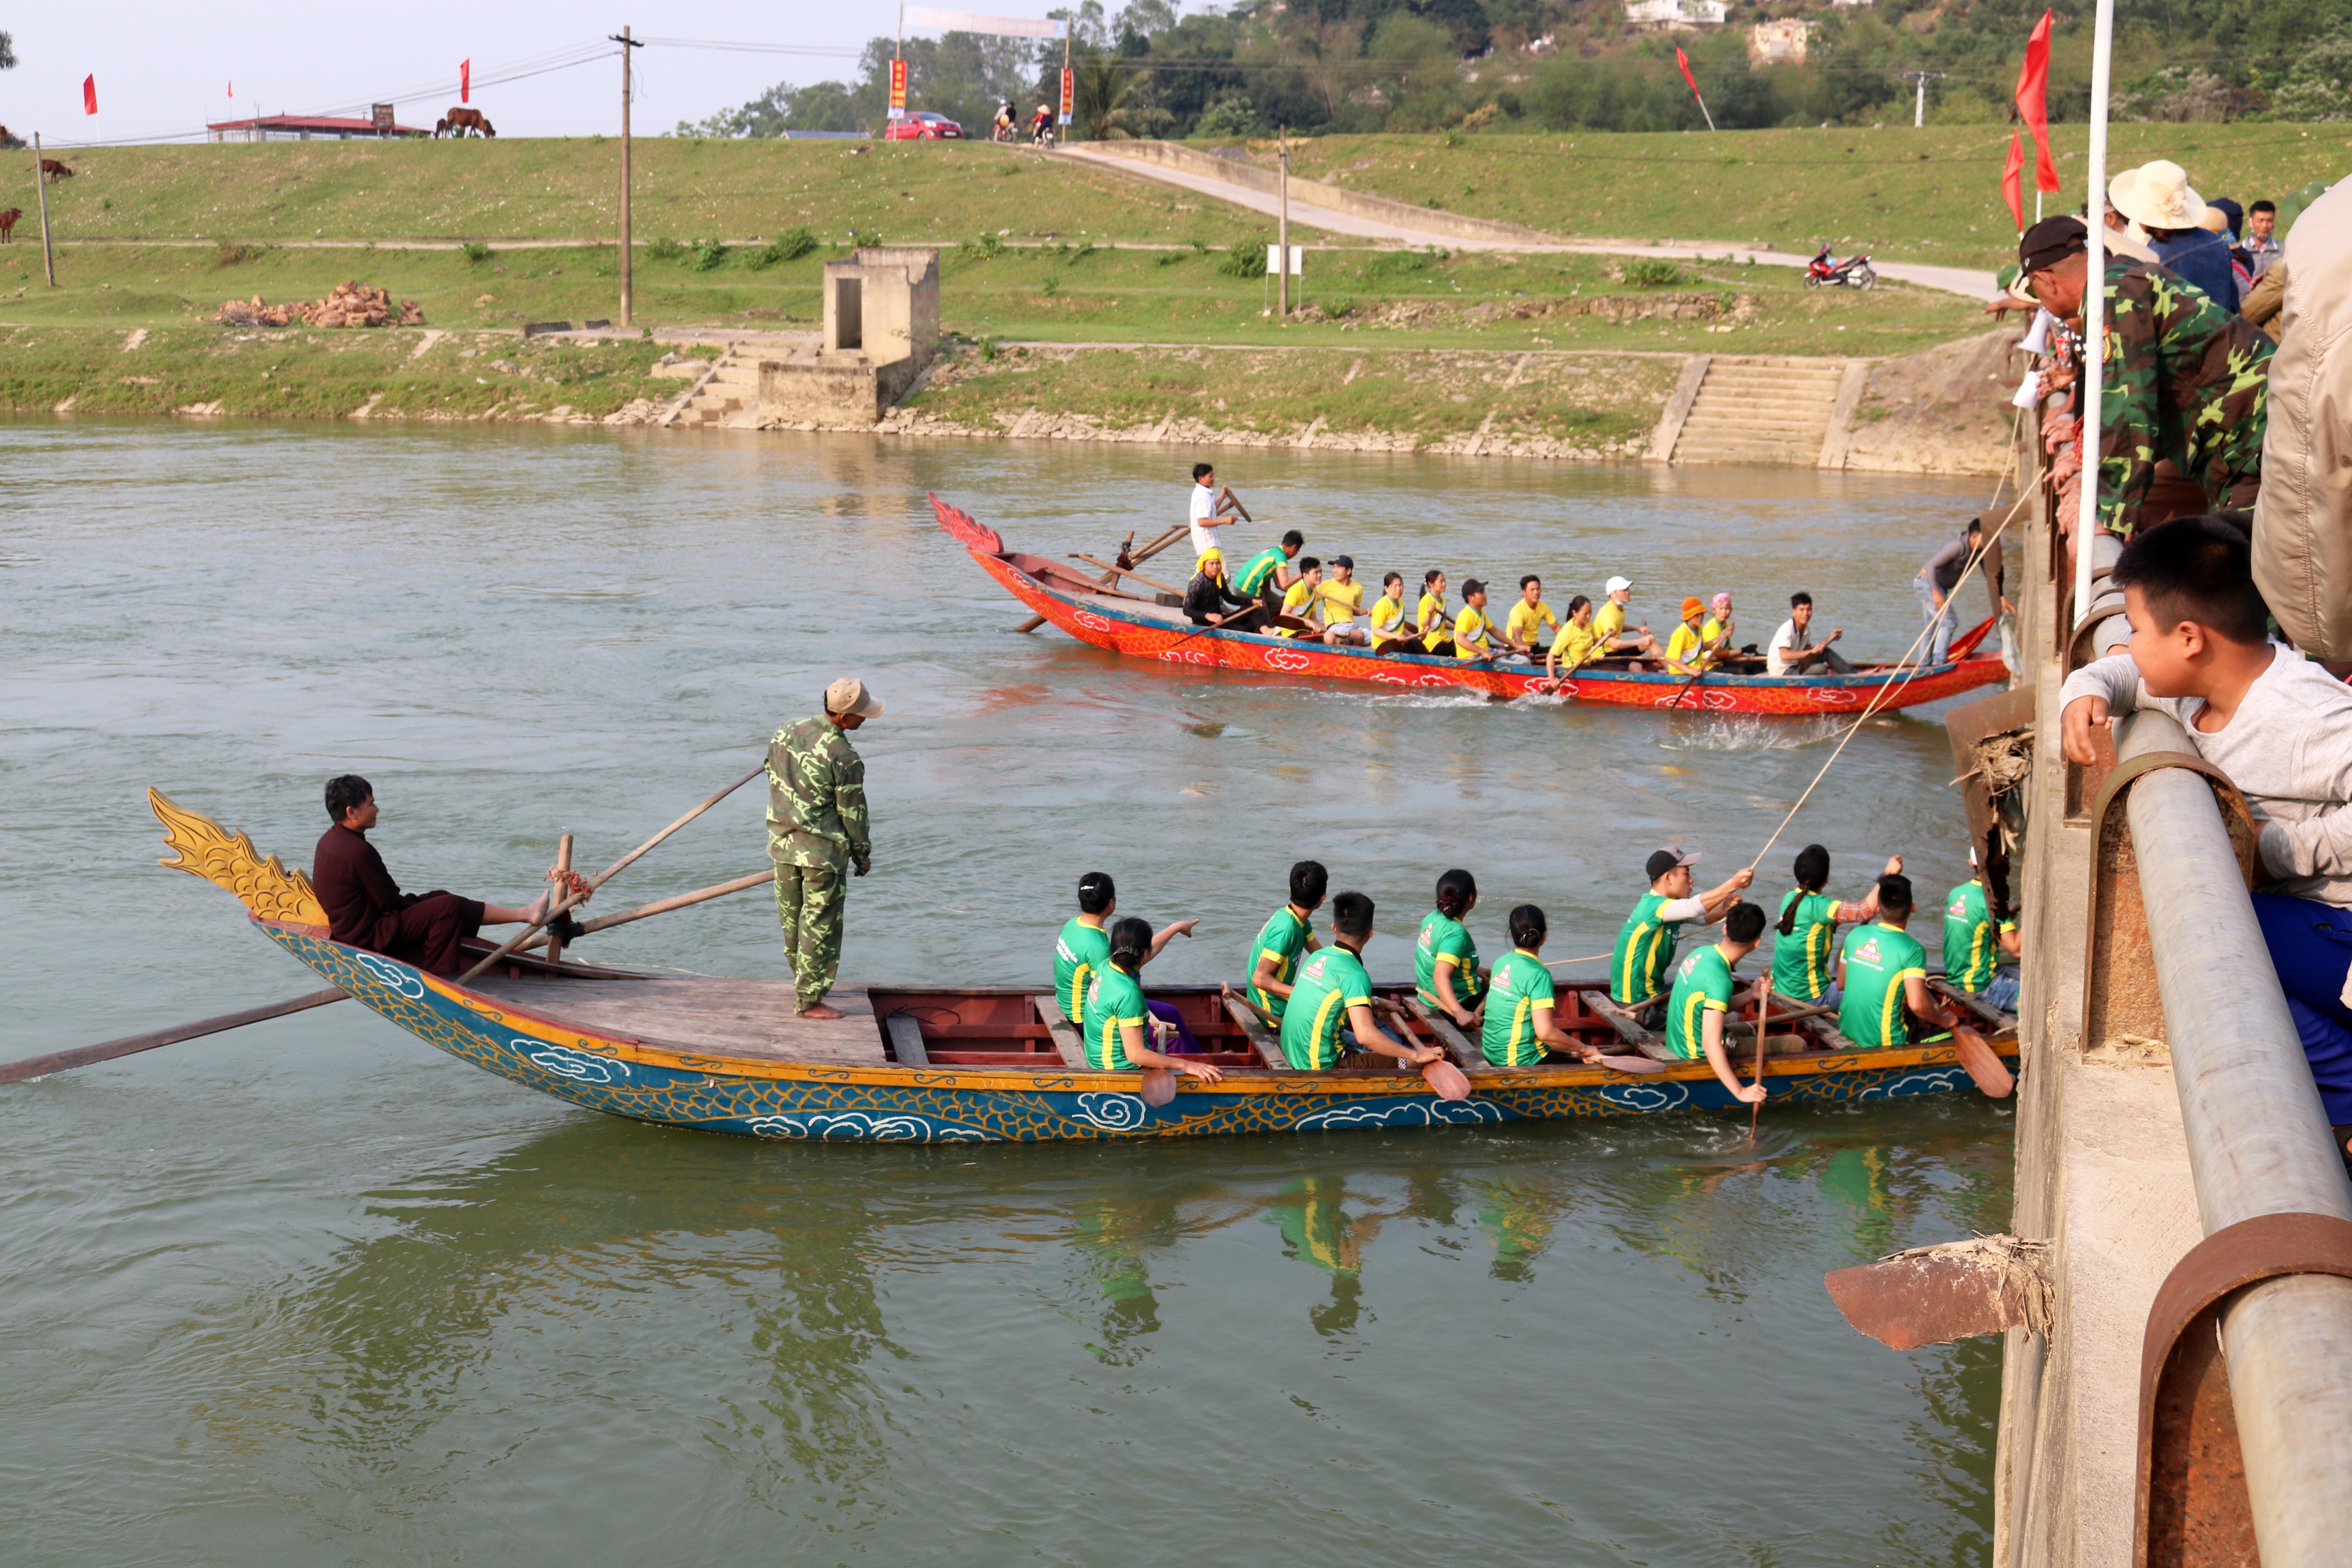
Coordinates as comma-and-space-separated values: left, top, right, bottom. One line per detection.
82, 75, 98, 115
460, 59, 472, 103
2002, 132, 2027, 233
1674, 47, 1716, 132
2014, 11, 2060, 195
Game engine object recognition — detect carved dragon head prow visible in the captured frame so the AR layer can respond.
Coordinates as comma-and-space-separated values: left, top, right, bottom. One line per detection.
147, 788, 329, 932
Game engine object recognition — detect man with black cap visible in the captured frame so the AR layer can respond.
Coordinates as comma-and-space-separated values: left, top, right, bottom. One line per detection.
1609, 846, 1755, 1022
2018, 211, 2274, 538
768, 678, 881, 1019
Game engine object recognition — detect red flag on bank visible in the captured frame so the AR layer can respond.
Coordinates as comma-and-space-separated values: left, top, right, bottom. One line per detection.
460, 59, 471, 103
2014, 11, 2060, 195
82, 75, 98, 115
2002, 132, 2027, 233
1674, 47, 1715, 130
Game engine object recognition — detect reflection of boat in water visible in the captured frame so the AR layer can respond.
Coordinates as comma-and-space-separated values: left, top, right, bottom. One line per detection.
933, 495, 2006, 717
153, 792, 2017, 1146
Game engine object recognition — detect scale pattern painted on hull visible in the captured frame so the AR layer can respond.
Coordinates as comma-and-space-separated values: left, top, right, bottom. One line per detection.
965, 547, 2005, 716
260, 924, 2008, 1144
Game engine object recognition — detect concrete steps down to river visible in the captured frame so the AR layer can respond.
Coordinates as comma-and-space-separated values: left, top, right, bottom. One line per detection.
663, 353, 762, 429
1665, 357, 1862, 467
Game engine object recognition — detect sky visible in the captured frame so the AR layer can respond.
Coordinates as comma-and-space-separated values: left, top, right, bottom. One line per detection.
0, 2, 934, 145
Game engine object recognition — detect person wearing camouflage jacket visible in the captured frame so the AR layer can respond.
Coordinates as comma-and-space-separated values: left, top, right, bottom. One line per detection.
2019, 215, 2274, 538
768, 678, 880, 1018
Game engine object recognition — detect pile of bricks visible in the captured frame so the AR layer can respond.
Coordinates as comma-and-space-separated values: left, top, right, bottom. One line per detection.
214, 282, 424, 328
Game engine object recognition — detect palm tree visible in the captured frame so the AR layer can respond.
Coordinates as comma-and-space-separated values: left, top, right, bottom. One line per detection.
1072, 57, 1166, 141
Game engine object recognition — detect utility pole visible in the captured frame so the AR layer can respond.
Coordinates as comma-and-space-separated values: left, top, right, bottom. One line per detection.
611, 28, 642, 327
1909, 71, 1940, 128
1277, 125, 1289, 319
32, 132, 55, 287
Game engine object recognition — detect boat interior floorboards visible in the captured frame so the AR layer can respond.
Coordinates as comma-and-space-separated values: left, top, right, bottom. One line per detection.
467, 977, 889, 1066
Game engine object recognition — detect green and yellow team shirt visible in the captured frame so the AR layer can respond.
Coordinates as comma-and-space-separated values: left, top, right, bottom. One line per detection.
1665, 621, 1710, 672
1611, 892, 1684, 1005
1277, 579, 1318, 638
1664, 943, 1737, 1060
1279, 946, 1375, 1070
1701, 614, 1732, 652
1549, 619, 1602, 670
1416, 590, 1450, 650
1453, 605, 1493, 656
1414, 910, 1482, 1013
1505, 599, 1559, 649
1943, 880, 2015, 993
1249, 904, 1315, 1020
1837, 922, 1930, 1050
1771, 890, 1846, 1002
1083, 964, 1151, 1070
1055, 917, 1111, 1035
1481, 948, 1556, 1065
1235, 546, 1286, 597
1370, 593, 1408, 638
1593, 599, 1628, 645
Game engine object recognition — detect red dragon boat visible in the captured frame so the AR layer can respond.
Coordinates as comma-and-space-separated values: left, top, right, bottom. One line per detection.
936, 495, 2006, 716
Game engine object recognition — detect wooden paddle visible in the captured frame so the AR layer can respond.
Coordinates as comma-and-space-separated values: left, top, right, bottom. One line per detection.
1370, 997, 1470, 1099
0, 987, 348, 1086
1949, 1024, 2015, 1098
457, 762, 766, 984
1014, 523, 1186, 632
516, 868, 776, 956
1068, 553, 1185, 597
1749, 979, 1772, 1142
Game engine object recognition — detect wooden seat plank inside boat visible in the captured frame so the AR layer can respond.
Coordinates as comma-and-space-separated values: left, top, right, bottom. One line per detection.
468, 977, 889, 1066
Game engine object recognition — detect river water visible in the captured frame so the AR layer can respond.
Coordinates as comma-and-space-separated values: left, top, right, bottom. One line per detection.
0, 419, 2012, 1565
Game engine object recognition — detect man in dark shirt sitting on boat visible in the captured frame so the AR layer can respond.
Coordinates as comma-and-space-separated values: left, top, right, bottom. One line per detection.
1184, 549, 1269, 633
311, 774, 554, 978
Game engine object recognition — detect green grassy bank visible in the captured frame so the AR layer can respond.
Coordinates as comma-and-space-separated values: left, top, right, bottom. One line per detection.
1277, 122, 2352, 268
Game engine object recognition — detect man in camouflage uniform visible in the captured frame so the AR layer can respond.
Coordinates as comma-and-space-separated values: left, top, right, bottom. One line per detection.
2021, 214, 2274, 538
768, 677, 879, 1019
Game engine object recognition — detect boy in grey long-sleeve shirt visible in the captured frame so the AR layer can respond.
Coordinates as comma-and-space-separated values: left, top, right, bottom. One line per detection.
2059, 515, 2352, 1134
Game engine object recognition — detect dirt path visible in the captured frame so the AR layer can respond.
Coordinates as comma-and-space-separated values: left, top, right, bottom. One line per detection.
1054, 145, 1995, 301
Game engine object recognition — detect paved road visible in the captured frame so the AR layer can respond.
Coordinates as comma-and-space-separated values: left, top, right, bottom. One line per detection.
1057, 145, 1997, 302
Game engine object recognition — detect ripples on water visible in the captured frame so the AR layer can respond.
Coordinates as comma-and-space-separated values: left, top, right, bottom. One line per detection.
0, 420, 2009, 1566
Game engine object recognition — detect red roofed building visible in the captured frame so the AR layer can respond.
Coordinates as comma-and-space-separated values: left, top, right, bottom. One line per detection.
207, 113, 429, 142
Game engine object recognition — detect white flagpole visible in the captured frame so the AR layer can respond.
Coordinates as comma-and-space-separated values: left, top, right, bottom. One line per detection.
2074, 0, 2115, 626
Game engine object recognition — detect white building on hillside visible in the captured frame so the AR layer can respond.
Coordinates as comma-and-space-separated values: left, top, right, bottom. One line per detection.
1625, 0, 1728, 30
1748, 17, 1812, 62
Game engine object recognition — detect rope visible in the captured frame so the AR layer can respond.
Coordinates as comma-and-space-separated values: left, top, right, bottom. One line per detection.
1743, 489, 2031, 877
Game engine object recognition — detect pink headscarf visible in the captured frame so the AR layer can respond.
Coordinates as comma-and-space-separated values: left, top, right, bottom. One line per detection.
1711, 593, 1732, 614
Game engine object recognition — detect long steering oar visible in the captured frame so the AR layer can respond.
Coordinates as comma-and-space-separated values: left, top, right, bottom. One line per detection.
516, 868, 776, 957
1748, 979, 1773, 1143
457, 762, 766, 985
0, 987, 347, 1086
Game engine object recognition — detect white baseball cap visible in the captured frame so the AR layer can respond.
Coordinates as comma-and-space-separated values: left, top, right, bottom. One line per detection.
1605, 575, 1633, 594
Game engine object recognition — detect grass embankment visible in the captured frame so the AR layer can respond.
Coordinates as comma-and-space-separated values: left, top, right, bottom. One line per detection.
1279, 123, 2352, 269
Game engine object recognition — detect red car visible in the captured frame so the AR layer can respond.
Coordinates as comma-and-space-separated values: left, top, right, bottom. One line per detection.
884, 111, 963, 141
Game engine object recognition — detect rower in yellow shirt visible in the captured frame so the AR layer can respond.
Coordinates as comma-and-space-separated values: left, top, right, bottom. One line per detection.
1594, 575, 1659, 667
1453, 579, 1497, 662
1416, 569, 1456, 656
1316, 554, 1370, 647
1368, 571, 1416, 653
1700, 592, 1740, 668
1277, 558, 1328, 640
1502, 575, 1560, 660
1544, 594, 1603, 688
1664, 596, 1715, 675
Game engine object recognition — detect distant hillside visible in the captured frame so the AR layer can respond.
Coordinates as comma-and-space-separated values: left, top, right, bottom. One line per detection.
678, 0, 2352, 141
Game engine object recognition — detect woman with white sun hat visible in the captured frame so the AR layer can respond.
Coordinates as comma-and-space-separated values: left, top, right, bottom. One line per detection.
2111, 159, 2240, 309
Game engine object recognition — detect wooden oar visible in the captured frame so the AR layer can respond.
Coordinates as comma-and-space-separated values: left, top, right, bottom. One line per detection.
1749, 978, 1772, 1142
457, 762, 766, 985
543, 833, 575, 967
1728, 999, 1835, 1033
1950, 1024, 2015, 1098
1370, 997, 1471, 1100
517, 868, 776, 956
1014, 523, 1185, 632
1068, 553, 1184, 597
0, 987, 347, 1086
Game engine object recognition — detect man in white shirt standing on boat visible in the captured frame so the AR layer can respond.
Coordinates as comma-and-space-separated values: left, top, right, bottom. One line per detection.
1188, 462, 1252, 560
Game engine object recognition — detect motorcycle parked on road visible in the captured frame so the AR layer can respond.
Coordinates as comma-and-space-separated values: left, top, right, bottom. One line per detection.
1804, 245, 1877, 289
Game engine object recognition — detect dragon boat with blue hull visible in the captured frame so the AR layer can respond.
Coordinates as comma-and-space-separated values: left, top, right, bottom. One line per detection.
150, 790, 2019, 1144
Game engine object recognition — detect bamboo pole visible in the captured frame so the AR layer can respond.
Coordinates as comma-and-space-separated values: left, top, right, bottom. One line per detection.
34, 132, 55, 287
0, 988, 347, 1085
515, 868, 774, 955
544, 833, 574, 966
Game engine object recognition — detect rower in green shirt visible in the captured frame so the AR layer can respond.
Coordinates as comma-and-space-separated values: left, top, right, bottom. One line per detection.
1053, 871, 1198, 1035
1083, 917, 1226, 1085
1235, 530, 1304, 621
1661, 901, 1772, 1105
1770, 844, 1902, 1003
1247, 860, 1327, 1022
1414, 867, 1485, 1031
1610, 845, 1755, 1016
1482, 904, 1610, 1066
1836, 874, 1974, 1050
1943, 849, 2021, 1012
1278, 892, 1447, 1072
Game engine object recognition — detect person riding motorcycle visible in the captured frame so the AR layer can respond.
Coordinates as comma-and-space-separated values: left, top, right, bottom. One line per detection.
1030, 102, 1055, 145
993, 100, 1016, 140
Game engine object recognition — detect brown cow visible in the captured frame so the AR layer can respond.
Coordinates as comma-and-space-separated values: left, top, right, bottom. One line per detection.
435, 108, 496, 138
40, 157, 73, 181
0, 209, 19, 243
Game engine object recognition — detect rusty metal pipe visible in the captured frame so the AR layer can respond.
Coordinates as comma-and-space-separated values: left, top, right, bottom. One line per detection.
2119, 710, 2352, 1559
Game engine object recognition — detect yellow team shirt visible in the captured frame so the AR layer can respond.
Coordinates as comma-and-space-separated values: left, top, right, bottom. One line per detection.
1454, 605, 1492, 656
1665, 622, 1711, 672
1702, 615, 1733, 654
1278, 579, 1318, 638
1319, 579, 1365, 630
1593, 599, 1628, 645
1369, 594, 1408, 638
1505, 599, 1559, 649
1418, 591, 1450, 650
1549, 619, 1602, 670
